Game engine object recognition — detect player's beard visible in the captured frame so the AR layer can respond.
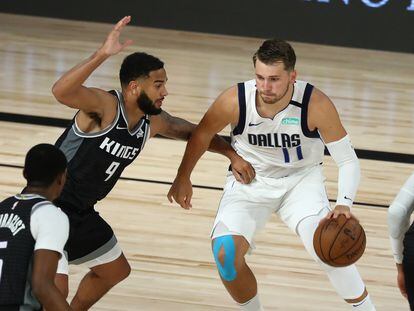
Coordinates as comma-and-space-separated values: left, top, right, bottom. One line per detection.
137, 90, 162, 115
260, 83, 291, 104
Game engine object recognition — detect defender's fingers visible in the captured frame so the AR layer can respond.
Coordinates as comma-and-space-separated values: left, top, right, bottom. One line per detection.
114, 16, 131, 31
232, 170, 243, 183
121, 39, 133, 49
186, 193, 193, 209
250, 165, 256, 179
239, 171, 249, 184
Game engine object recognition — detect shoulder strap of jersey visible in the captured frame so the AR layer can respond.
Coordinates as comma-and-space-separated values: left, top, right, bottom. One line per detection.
301, 83, 320, 138
232, 82, 247, 136
30, 200, 53, 216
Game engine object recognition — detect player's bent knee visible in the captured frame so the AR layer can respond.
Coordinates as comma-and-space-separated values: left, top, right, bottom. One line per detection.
92, 254, 131, 286
119, 262, 131, 280
213, 235, 238, 282
110, 259, 131, 284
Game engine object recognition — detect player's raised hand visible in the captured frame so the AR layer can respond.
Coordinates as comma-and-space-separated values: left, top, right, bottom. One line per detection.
167, 175, 193, 210
99, 16, 133, 56
230, 154, 255, 184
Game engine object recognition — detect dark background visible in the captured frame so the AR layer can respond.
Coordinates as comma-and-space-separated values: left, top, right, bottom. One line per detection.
0, 0, 413, 53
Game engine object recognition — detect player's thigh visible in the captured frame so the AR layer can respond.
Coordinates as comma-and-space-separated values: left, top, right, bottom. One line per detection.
278, 166, 330, 234
66, 210, 123, 267
212, 175, 278, 247
90, 252, 130, 284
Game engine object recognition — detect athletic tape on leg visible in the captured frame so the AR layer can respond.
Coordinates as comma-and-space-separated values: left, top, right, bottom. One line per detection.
213, 235, 237, 281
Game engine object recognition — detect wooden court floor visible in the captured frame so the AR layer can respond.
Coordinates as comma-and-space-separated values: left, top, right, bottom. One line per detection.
0, 13, 413, 310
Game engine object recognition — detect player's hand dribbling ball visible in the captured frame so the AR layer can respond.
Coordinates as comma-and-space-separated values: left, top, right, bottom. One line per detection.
313, 214, 366, 267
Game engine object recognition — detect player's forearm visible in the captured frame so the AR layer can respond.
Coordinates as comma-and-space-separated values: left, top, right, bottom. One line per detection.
389, 235, 405, 264
34, 282, 72, 310
325, 135, 360, 207
52, 49, 109, 100
177, 128, 213, 178
207, 134, 239, 161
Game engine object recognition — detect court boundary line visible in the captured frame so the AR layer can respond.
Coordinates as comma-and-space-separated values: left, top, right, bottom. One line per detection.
0, 162, 388, 209
0, 112, 413, 164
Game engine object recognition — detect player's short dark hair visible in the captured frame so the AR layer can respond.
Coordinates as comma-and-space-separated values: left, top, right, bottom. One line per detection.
253, 39, 296, 71
23, 144, 67, 187
119, 52, 164, 88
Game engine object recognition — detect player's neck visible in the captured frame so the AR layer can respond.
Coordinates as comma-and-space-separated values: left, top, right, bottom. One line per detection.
22, 186, 55, 201
123, 99, 146, 129
256, 84, 294, 119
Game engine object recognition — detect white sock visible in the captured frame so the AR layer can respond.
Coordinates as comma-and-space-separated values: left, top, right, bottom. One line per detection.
238, 294, 264, 311
350, 294, 376, 311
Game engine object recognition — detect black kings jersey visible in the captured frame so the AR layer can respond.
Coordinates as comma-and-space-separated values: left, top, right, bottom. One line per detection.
0, 194, 48, 310
55, 90, 150, 212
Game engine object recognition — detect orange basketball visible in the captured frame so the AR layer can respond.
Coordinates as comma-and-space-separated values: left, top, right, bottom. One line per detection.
313, 214, 366, 267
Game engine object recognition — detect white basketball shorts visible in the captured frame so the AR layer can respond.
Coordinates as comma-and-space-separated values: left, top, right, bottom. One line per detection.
211, 165, 331, 246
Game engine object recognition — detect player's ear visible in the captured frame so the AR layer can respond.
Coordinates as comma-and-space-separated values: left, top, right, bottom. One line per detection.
290, 70, 297, 83
57, 170, 67, 186
23, 169, 28, 180
128, 80, 141, 96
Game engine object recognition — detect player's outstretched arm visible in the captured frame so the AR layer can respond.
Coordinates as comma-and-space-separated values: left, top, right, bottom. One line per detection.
32, 250, 72, 310
309, 88, 360, 221
52, 16, 133, 114
167, 87, 242, 209
154, 103, 255, 184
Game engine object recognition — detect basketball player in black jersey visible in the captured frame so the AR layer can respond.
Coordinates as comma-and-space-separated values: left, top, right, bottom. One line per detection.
51, 16, 255, 310
0, 144, 70, 310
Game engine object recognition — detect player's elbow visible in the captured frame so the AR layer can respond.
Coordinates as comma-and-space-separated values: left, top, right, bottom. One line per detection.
52, 79, 63, 97
387, 202, 409, 238
51, 81, 74, 107
52, 82, 66, 103
388, 202, 404, 223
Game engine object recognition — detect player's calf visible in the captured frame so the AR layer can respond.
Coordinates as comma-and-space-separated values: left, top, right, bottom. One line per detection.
70, 254, 131, 310
298, 214, 375, 310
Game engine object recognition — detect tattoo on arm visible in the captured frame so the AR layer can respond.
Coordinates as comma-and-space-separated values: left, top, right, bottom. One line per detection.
161, 111, 195, 140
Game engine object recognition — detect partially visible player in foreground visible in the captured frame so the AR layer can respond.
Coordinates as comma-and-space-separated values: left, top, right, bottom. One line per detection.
168, 39, 375, 310
0, 144, 70, 310
388, 172, 414, 310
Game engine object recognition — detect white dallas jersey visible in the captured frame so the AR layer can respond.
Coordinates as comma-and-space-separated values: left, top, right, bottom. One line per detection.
231, 79, 325, 178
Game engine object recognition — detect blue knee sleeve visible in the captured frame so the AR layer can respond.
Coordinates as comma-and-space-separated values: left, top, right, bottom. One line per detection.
213, 235, 237, 281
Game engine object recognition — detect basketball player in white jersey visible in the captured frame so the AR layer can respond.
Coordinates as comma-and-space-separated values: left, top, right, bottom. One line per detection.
51, 16, 253, 310
168, 39, 375, 310
388, 172, 414, 310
